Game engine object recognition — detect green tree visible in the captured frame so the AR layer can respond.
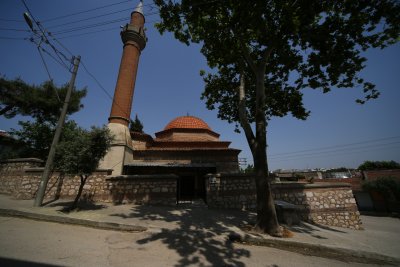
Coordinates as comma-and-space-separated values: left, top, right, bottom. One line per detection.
55, 123, 113, 211
130, 114, 144, 133
154, 0, 399, 236
0, 77, 87, 123
359, 160, 400, 171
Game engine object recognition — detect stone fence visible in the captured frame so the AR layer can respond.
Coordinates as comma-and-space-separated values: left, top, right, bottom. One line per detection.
206, 173, 362, 229
1, 158, 362, 229
0, 158, 177, 206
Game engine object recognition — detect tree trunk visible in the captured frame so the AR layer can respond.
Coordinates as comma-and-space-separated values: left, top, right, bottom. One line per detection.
253, 131, 282, 236
69, 175, 88, 211
253, 67, 282, 237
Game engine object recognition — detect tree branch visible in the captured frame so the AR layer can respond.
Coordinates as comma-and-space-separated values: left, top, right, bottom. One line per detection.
260, 45, 274, 67
237, 71, 256, 154
240, 44, 257, 73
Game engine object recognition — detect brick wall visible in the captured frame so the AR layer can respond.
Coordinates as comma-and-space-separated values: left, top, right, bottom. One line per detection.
363, 169, 400, 181
318, 177, 363, 191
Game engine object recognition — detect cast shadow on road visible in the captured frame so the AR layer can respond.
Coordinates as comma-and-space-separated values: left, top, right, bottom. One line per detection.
46, 200, 107, 212
287, 221, 346, 240
111, 205, 255, 267
0, 257, 60, 267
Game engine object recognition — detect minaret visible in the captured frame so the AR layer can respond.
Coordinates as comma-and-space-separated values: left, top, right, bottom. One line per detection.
100, 1, 147, 174
109, 1, 146, 125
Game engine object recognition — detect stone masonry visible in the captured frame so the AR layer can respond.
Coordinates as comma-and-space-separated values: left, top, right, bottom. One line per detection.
206, 173, 362, 229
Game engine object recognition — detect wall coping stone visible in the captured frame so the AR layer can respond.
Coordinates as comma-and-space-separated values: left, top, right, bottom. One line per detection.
0, 158, 44, 164
24, 168, 113, 175
107, 174, 179, 181
272, 182, 351, 189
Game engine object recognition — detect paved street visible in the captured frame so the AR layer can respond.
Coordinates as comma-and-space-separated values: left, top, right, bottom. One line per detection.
0, 216, 391, 267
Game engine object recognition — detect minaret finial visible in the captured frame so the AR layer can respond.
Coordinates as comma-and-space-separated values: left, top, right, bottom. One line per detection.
134, 1, 144, 15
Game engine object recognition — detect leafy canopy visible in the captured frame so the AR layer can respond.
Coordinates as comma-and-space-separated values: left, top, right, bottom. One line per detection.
0, 77, 87, 123
358, 160, 400, 171
55, 122, 113, 176
155, 0, 399, 126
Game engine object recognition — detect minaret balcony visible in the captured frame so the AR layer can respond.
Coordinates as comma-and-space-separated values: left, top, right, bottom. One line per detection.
120, 24, 147, 50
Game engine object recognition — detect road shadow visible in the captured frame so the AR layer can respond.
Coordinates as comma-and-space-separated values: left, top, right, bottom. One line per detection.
286, 221, 346, 240
112, 204, 254, 266
47, 200, 107, 212
0, 257, 60, 267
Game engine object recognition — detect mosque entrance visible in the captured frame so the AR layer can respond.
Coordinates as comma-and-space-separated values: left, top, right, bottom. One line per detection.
177, 174, 206, 203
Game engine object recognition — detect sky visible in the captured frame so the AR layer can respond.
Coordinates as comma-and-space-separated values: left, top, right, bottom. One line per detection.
0, 0, 399, 171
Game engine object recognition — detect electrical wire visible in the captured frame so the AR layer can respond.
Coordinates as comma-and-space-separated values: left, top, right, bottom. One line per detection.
50, 17, 129, 35
0, 18, 24, 22
269, 136, 400, 158
21, 0, 72, 70
0, 27, 30, 32
80, 60, 131, 121
0, 36, 28, 40
37, 46, 53, 82
269, 142, 400, 162
50, 10, 159, 36
56, 27, 120, 40
41, 0, 134, 23
47, 7, 135, 29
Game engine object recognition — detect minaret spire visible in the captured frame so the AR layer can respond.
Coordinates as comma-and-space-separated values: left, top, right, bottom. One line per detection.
108, 1, 146, 126
133, 0, 144, 15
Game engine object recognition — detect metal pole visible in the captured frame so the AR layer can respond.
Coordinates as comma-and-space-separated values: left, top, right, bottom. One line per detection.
34, 56, 81, 207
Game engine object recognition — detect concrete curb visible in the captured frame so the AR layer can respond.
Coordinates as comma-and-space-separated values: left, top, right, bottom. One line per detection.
236, 234, 400, 266
0, 208, 147, 233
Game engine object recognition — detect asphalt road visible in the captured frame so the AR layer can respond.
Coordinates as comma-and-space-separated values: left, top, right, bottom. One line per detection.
0, 216, 390, 267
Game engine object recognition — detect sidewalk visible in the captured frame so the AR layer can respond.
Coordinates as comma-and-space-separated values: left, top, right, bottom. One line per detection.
0, 194, 399, 265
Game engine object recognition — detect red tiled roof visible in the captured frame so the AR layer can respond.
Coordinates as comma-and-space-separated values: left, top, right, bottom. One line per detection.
164, 116, 212, 131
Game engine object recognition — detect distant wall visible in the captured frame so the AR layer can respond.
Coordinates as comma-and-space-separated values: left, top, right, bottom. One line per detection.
362, 169, 400, 181
206, 174, 362, 229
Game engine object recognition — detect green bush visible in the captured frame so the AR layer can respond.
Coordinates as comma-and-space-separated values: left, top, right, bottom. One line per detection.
362, 177, 400, 201
358, 160, 400, 171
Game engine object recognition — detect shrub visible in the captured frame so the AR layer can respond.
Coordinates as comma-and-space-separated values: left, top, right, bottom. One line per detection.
362, 177, 400, 201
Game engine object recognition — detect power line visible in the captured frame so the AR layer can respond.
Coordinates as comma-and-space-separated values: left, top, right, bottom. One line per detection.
0, 18, 24, 22
51, 10, 160, 36
51, 17, 128, 35
57, 27, 119, 40
47, 7, 134, 29
269, 140, 400, 161
80, 60, 131, 121
0, 36, 28, 40
36, 46, 53, 82
0, 27, 30, 32
269, 136, 400, 157
22, 0, 73, 70
269, 142, 400, 162
41, 0, 134, 23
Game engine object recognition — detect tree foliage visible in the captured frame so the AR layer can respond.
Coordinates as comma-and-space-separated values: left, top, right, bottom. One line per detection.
130, 114, 144, 133
0, 77, 87, 123
55, 122, 113, 210
362, 177, 400, 201
358, 160, 400, 171
155, 0, 399, 124
154, 0, 400, 235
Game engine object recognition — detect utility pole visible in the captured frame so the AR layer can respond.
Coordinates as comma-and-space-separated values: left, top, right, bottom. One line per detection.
34, 56, 81, 207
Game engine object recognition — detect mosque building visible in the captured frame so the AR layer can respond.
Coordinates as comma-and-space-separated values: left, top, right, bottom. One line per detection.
99, 1, 240, 202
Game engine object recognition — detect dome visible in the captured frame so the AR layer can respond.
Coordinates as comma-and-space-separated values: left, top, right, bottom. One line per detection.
164, 116, 212, 131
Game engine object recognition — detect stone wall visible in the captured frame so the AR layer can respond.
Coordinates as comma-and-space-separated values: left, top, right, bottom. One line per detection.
206, 174, 362, 229
107, 175, 177, 205
0, 158, 177, 206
